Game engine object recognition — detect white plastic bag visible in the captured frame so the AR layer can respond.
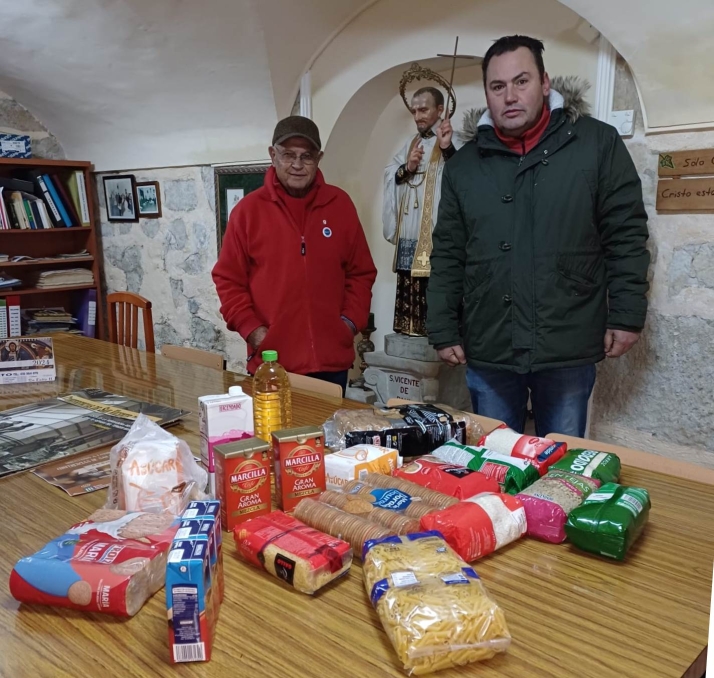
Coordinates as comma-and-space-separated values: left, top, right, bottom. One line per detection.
105, 414, 207, 515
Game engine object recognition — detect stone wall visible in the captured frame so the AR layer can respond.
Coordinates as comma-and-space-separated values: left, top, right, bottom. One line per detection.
95, 166, 247, 373
0, 90, 64, 159
590, 57, 714, 465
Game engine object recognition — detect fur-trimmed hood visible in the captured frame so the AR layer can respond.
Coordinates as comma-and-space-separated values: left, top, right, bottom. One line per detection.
458, 75, 591, 142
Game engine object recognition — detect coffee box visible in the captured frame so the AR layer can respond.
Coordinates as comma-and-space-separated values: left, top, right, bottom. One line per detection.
273, 426, 325, 512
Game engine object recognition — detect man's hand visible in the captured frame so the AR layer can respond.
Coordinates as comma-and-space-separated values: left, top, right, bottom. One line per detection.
407, 139, 424, 173
247, 326, 268, 350
604, 329, 640, 358
437, 116, 453, 150
437, 345, 466, 366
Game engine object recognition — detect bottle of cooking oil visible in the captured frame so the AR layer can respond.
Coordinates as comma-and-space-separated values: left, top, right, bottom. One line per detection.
253, 350, 293, 443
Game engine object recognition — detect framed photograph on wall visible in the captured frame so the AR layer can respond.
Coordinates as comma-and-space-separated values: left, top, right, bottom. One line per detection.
136, 181, 162, 218
103, 174, 139, 222
215, 164, 270, 250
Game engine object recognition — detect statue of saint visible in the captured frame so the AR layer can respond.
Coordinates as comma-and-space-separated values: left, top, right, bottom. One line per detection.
383, 63, 462, 337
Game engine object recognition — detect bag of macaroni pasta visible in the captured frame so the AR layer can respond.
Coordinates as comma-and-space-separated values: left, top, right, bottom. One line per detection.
362, 532, 511, 675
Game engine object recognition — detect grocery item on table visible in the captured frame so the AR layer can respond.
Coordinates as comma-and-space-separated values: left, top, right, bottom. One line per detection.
516, 471, 600, 543
361, 472, 458, 509
199, 386, 254, 496
293, 498, 392, 556
105, 413, 207, 516
253, 350, 292, 444
342, 480, 441, 520
214, 438, 271, 531
175, 518, 224, 609
234, 510, 352, 594
420, 493, 527, 561
322, 404, 470, 457
433, 441, 540, 494
549, 448, 621, 485
478, 425, 567, 475
317, 490, 421, 534
10, 509, 178, 616
362, 532, 511, 675
565, 483, 651, 560
273, 426, 326, 512
167, 539, 217, 663
395, 455, 500, 499
181, 500, 224, 603
324, 444, 401, 491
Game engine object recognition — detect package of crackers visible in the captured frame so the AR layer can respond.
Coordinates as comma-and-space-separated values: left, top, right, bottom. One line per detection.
9, 509, 179, 616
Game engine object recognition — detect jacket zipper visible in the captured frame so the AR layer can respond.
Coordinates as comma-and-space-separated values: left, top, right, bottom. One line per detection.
301, 236, 306, 256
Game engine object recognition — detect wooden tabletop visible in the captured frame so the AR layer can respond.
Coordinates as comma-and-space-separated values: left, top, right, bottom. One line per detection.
0, 335, 711, 678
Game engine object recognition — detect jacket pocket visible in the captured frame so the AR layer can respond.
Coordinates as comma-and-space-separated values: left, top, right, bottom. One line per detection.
557, 252, 603, 295
463, 260, 494, 299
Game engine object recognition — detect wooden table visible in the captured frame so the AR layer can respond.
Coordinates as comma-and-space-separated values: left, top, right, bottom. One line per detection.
0, 335, 711, 678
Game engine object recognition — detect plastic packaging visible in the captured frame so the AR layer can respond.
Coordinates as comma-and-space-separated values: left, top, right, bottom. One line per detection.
234, 510, 352, 594
516, 470, 600, 543
324, 444, 401, 491
432, 441, 539, 494
549, 448, 621, 485
395, 455, 500, 499
105, 413, 207, 515
565, 483, 651, 560
293, 498, 392, 556
361, 472, 458, 509
362, 532, 511, 675
317, 490, 421, 534
253, 350, 292, 444
10, 509, 178, 616
342, 480, 441, 520
420, 493, 527, 561
477, 425, 567, 475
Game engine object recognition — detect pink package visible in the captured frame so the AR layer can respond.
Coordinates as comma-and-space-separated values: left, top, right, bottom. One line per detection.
515, 470, 600, 543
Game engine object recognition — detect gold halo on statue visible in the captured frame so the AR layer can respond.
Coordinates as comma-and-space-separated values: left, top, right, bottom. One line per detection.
399, 62, 457, 118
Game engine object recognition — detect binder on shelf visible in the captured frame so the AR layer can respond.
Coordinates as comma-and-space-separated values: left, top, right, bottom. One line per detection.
33, 174, 62, 226
76, 288, 97, 338
75, 171, 91, 225
42, 174, 73, 227
35, 201, 52, 229
52, 174, 80, 227
23, 199, 37, 230
7, 296, 21, 337
0, 300, 7, 338
0, 188, 9, 230
10, 192, 29, 229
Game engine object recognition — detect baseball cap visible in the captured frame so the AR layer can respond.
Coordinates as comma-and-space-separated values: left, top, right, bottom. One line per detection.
272, 116, 322, 151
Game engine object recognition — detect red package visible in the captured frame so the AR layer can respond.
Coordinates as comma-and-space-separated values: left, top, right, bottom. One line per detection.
10, 509, 179, 616
420, 493, 526, 561
394, 455, 500, 499
478, 424, 567, 475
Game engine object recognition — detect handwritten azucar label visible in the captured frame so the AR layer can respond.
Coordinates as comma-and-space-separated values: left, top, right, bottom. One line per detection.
230, 459, 268, 493
284, 444, 322, 478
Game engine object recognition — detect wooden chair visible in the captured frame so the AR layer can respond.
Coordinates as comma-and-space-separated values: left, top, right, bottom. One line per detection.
288, 372, 343, 399
107, 292, 155, 353
161, 344, 225, 371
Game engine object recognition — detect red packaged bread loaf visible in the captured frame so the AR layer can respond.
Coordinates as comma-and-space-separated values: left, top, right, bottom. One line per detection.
10, 509, 178, 616
478, 425, 567, 475
395, 455, 500, 499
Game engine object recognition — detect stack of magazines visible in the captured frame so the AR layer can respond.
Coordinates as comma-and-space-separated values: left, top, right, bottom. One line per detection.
22, 307, 80, 335
34, 269, 94, 289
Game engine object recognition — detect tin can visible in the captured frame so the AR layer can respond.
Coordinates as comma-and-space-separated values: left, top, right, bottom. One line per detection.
273, 426, 325, 512
214, 437, 272, 532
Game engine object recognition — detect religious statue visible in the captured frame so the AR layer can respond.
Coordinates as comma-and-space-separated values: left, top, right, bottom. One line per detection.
382, 62, 463, 337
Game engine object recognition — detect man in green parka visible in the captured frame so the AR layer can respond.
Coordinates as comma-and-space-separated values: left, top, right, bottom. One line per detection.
426, 35, 650, 437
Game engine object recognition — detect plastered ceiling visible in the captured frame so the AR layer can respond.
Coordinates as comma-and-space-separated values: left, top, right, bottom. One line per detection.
0, 0, 711, 170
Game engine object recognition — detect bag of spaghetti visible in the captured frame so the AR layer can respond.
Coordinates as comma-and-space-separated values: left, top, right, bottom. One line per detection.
362, 532, 511, 675
432, 441, 539, 494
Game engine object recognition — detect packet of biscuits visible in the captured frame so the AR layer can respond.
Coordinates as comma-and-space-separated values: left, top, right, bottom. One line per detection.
9, 509, 179, 616
105, 414, 208, 516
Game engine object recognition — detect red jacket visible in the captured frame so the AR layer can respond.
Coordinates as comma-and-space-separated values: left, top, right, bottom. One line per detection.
212, 167, 377, 375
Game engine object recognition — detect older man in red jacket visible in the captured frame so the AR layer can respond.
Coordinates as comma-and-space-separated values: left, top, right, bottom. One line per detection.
212, 116, 377, 394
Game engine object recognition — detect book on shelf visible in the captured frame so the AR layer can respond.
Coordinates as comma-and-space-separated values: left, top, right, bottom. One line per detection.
22, 306, 79, 335
34, 268, 94, 289
68, 171, 91, 226
52, 173, 81, 227
75, 288, 97, 338
0, 276, 21, 289
0, 300, 6, 338
7, 296, 21, 336
41, 174, 73, 227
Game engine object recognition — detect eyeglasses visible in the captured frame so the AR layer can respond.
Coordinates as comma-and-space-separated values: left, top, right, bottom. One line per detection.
273, 146, 319, 166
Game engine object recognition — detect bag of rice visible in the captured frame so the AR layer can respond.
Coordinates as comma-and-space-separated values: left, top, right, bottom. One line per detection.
549, 448, 621, 485
362, 531, 511, 675
234, 510, 352, 594
478, 425, 566, 475
515, 470, 600, 543
564, 483, 651, 560
432, 441, 539, 494
419, 493, 526, 561
394, 455, 500, 499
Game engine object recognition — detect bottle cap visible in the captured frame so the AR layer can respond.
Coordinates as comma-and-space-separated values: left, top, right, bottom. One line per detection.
228, 386, 244, 396
262, 350, 278, 362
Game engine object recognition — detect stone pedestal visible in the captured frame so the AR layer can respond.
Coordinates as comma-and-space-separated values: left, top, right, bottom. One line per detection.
345, 386, 377, 404
362, 334, 472, 411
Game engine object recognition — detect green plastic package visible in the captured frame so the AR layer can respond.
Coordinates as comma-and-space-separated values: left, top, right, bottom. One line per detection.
431, 441, 539, 494
550, 448, 621, 485
564, 483, 651, 560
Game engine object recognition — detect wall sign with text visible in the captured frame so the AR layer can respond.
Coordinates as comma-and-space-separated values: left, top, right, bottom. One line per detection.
657, 148, 714, 213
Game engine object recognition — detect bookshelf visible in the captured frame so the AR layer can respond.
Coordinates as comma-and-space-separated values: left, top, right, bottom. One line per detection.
0, 157, 103, 339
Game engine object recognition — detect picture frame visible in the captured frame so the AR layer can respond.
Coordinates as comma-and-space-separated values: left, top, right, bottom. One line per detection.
136, 181, 162, 218
215, 164, 270, 250
103, 174, 139, 222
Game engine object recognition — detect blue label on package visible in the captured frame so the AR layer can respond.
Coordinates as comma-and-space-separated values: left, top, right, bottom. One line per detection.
370, 488, 412, 511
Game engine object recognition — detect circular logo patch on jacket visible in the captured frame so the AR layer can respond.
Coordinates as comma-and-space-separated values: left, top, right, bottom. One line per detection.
322, 227, 332, 238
